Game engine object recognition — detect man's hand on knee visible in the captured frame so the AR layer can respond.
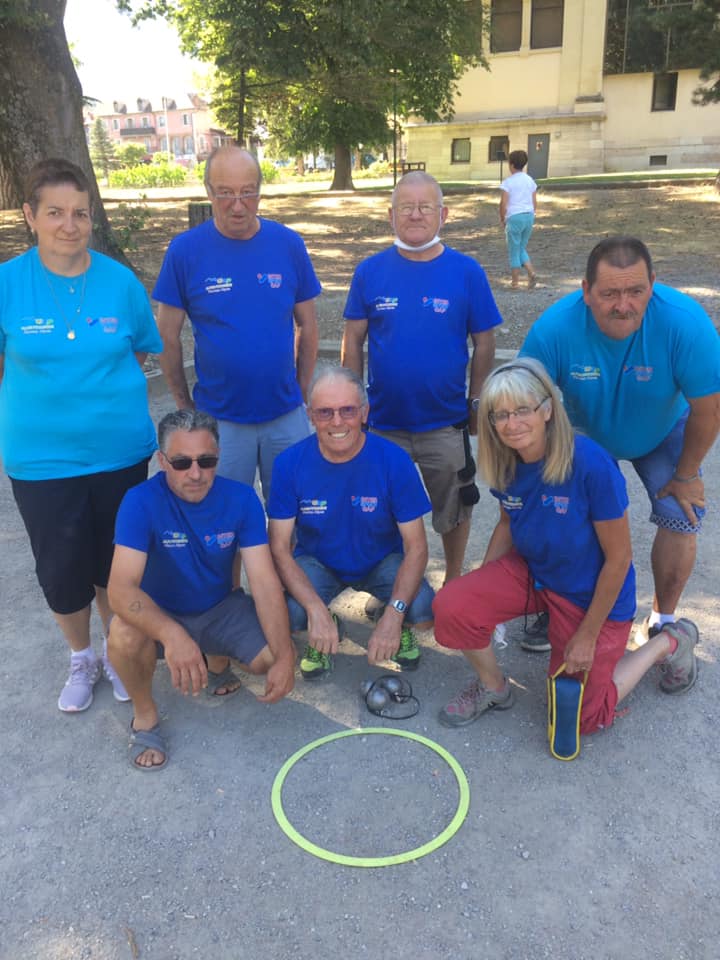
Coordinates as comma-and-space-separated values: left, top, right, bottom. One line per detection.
163, 629, 208, 696
656, 475, 704, 526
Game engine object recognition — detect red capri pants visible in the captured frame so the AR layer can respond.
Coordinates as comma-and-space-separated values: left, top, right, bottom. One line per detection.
432, 550, 632, 734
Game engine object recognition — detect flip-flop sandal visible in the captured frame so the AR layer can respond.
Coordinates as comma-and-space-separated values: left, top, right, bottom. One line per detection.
128, 721, 168, 772
206, 663, 242, 699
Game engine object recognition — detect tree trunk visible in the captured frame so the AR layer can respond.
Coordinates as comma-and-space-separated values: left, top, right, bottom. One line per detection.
0, 0, 129, 265
330, 144, 354, 190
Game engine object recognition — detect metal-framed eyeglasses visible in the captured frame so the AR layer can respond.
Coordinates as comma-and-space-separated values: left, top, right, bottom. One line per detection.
310, 405, 364, 422
394, 202, 442, 217
488, 398, 549, 426
208, 185, 261, 204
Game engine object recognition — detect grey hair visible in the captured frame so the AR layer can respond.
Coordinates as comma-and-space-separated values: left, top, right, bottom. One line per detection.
476, 358, 575, 490
204, 144, 262, 190
391, 170, 443, 206
308, 363, 368, 408
157, 409, 219, 453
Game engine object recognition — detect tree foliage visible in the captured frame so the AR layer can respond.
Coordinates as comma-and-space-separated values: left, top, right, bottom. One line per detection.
605, 0, 720, 104
119, 0, 487, 189
90, 117, 116, 182
0, 0, 129, 262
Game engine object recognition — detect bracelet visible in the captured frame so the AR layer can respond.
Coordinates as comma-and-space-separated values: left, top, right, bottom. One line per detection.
672, 472, 699, 483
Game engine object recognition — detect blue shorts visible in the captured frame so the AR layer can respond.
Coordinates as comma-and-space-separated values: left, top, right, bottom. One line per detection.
157, 590, 268, 665
630, 410, 705, 533
285, 552, 435, 632
217, 405, 311, 504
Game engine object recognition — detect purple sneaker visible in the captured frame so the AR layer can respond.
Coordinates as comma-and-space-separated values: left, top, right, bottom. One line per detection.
58, 655, 102, 713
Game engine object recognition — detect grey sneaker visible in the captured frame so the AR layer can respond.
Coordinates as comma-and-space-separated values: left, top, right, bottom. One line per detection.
58, 654, 102, 713
658, 618, 699, 695
520, 611, 551, 652
438, 677, 514, 727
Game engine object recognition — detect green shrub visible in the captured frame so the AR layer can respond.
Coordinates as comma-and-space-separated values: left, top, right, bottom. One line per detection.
259, 159, 279, 184
112, 195, 152, 252
354, 160, 393, 179
115, 144, 148, 168
109, 163, 187, 188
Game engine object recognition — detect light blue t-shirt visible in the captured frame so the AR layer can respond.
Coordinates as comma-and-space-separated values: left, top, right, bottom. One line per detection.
267, 432, 432, 583
520, 283, 720, 460
153, 217, 321, 424
492, 435, 636, 620
114, 472, 268, 616
343, 246, 503, 431
0, 248, 162, 480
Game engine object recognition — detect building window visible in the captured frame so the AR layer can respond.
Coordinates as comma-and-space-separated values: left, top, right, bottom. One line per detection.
142, 116, 149, 127
488, 135, 510, 163
184, 136, 194, 153
160, 136, 168, 151
649, 154, 668, 166
158, 114, 166, 127
491, 0, 522, 53
182, 113, 191, 126
531, 0, 563, 49
652, 72, 678, 111
451, 138, 471, 163
126, 117, 134, 128
112, 118, 119, 130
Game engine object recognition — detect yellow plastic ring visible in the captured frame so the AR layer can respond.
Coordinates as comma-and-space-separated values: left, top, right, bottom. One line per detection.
271, 727, 470, 867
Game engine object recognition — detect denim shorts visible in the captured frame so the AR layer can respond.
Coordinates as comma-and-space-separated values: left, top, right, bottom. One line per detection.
285, 552, 435, 632
630, 410, 705, 533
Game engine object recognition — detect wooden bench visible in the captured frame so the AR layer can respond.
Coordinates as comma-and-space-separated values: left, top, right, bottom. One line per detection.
400, 161, 426, 174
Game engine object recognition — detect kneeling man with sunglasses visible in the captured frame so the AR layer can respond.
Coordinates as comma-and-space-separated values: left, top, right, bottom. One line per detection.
268, 365, 435, 680
107, 409, 295, 771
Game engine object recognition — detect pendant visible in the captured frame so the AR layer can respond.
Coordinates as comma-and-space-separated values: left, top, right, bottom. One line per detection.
67, 330, 76, 341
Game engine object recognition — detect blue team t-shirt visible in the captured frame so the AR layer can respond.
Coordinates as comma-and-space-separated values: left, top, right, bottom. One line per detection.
0, 248, 162, 480
491, 434, 636, 620
153, 217, 321, 424
267, 432, 432, 583
114, 472, 268, 616
343, 246, 503, 431
520, 283, 720, 460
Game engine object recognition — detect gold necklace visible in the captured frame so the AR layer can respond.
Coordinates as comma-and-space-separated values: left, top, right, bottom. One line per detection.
41, 263, 88, 341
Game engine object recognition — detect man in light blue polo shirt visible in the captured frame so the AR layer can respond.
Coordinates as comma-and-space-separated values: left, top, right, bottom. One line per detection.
521, 236, 720, 642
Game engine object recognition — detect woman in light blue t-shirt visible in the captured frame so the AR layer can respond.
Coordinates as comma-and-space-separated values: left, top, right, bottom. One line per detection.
0, 158, 162, 715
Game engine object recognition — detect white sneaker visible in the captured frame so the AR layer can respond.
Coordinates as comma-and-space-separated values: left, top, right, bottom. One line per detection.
102, 653, 131, 702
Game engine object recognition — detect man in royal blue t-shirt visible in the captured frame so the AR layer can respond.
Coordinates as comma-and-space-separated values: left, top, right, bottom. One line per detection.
153, 145, 320, 502
267, 365, 435, 679
107, 410, 295, 771
342, 171, 503, 584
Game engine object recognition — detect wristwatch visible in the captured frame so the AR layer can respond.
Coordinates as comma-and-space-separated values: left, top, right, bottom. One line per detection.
470, 397, 481, 411
390, 599, 407, 614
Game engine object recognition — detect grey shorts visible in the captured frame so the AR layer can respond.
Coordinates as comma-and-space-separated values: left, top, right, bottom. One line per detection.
159, 590, 268, 665
371, 425, 477, 534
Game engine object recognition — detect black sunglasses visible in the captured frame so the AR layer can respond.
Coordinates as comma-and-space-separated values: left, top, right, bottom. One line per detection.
166, 455, 219, 471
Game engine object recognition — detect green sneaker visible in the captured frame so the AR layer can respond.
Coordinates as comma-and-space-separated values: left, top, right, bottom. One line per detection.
300, 644, 332, 679
392, 626, 421, 671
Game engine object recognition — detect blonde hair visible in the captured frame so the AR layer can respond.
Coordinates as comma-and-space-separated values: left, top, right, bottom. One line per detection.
477, 358, 575, 490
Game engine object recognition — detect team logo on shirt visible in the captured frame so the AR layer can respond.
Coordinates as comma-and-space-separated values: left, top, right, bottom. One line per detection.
623, 364, 653, 382
257, 273, 282, 288
501, 495, 523, 511
162, 530, 189, 548
542, 494, 569, 515
99, 316, 118, 334
204, 531, 236, 549
569, 364, 601, 381
21, 317, 55, 335
300, 498, 327, 515
372, 296, 398, 312
352, 495, 378, 513
422, 296, 449, 314
204, 276, 233, 293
